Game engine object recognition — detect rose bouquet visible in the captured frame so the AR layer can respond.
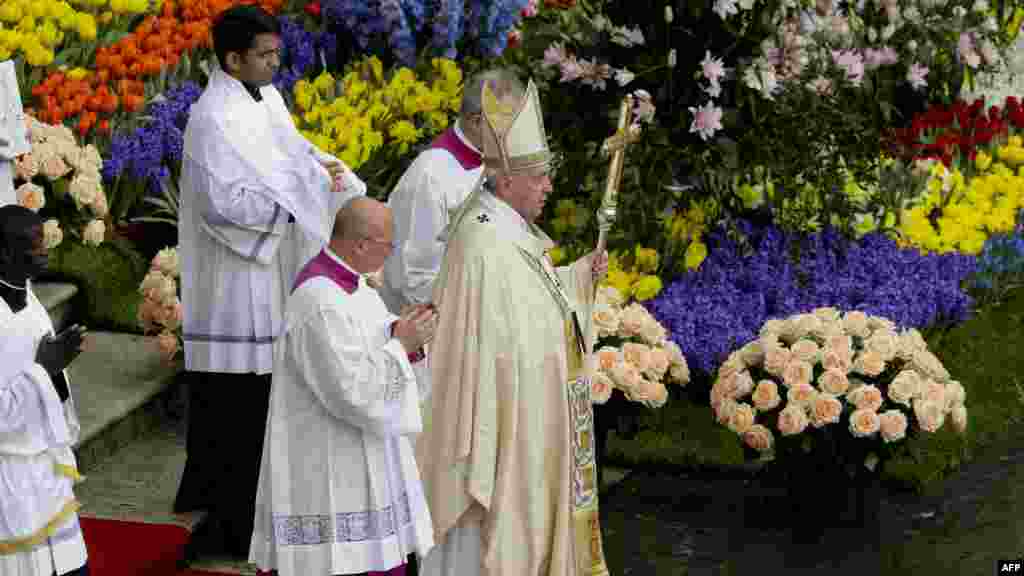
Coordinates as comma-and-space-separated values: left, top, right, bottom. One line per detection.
137, 246, 183, 364
711, 308, 967, 475
590, 285, 690, 407
14, 115, 108, 248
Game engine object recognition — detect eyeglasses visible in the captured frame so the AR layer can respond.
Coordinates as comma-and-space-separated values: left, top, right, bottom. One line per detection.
363, 237, 399, 250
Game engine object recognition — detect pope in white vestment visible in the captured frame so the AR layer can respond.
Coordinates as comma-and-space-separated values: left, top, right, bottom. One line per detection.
417, 73, 611, 575
0, 205, 88, 576
0, 61, 31, 207
250, 198, 436, 576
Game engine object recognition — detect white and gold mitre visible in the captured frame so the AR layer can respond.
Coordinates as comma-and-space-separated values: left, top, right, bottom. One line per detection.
480, 75, 552, 174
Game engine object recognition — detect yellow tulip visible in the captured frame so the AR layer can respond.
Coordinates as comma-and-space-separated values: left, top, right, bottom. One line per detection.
684, 241, 707, 270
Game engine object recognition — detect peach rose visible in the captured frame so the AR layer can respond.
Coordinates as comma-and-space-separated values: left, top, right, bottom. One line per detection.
865, 329, 899, 361
646, 346, 670, 379
813, 306, 841, 322
726, 402, 756, 434
639, 315, 668, 346
752, 380, 781, 411
782, 359, 814, 388
790, 313, 823, 340
790, 339, 820, 363
810, 394, 843, 428
849, 384, 883, 411
945, 380, 966, 412
777, 404, 810, 436
593, 304, 621, 337
821, 347, 852, 374
597, 285, 625, 307
635, 378, 668, 407
853, 349, 885, 377
16, 182, 45, 212
151, 247, 180, 278
718, 356, 745, 382
622, 342, 652, 372
70, 173, 100, 208
591, 372, 614, 404
899, 328, 928, 354
824, 333, 853, 355
740, 340, 765, 366
162, 298, 183, 331
911, 349, 950, 381
137, 297, 160, 332
40, 154, 70, 180
849, 408, 880, 437
743, 424, 774, 452
887, 370, 920, 407
913, 399, 946, 433
156, 331, 180, 363
760, 318, 786, 339
619, 303, 648, 336
763, 345, 792, 377
664, 340, 686, 367
879, 409, 908, 442
734, 370, 755, 397
714, 398, 738, 425
14, 153, 39, 181
42, 219, 63, 249
712, 372, 740, 401
670, 363, 690, 385
609, 361, 643, 392
922, 379, 947, 408
841, 310, 870, 338
868, 315, 897, 333
818, 368, 850, 396
596, 346, 621, 372
82, 219, 106, 247
950, 405, 968, 434
786, 383, 818, 408
140, 270, 178, 305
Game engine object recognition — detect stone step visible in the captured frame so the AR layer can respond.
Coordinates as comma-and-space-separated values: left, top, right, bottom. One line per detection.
34, 281, 78, 333
69, 331, 184, 473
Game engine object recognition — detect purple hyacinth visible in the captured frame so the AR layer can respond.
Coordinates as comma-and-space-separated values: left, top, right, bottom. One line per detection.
380, 0, 417, 66
274, 16, 317, 94
432, 0, 462, 59
477, 0, 529, 57
646, 220, 978, 375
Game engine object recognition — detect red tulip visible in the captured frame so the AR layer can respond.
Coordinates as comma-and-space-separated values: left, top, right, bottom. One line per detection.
304, 1, 321, 16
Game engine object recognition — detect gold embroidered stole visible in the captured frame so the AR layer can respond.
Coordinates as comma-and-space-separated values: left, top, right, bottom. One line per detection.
519, 249, 610, 575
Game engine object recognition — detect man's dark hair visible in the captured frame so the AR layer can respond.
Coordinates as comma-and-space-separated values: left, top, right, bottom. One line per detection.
0, 205, 43, 267
212, 4, 281, 70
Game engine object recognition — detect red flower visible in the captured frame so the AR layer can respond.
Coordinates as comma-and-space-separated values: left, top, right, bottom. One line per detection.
304, 2, 321, 16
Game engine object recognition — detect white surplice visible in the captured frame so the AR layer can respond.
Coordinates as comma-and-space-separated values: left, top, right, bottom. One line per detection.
0, 283, 87, 576
250, 249, 433, 575
0, 60, 31, 207
379, 121, 483, 315
179, 66, 365, 374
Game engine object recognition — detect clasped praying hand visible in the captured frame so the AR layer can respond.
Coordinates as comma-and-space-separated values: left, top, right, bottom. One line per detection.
590, 249, 609, 282
393, 303, 438, 353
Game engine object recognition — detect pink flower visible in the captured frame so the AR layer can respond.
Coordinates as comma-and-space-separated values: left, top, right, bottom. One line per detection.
156, 331, 180, 364
521, 0, 538, 17
543, 43, 568, 69
831, 49, 865, 85
559, 57, 584, 83
907, 62, 928, 90
958, 32, 980, 68
16, 182, 45, 212
688, 102, 723, 142
700, 51, 727, 97
879, 46, 899, 66
809, 76, 833, 96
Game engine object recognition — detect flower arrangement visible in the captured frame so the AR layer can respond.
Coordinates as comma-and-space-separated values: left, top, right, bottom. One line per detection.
896, 153, 1024, 254
590, 286, 690, 406
137, 246, 183, 363
710, 309, 968, 474
14, 115, 108, 248
0, 0, 103, 65
647, 219, 977, 375
290, 56, 462, 192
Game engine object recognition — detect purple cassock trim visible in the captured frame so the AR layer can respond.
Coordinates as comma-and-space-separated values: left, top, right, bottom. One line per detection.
292, 249, 358, 295
429, 127, 482, 170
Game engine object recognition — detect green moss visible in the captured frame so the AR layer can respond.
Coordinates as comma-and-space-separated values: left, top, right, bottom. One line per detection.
604, 288, 1024, 492
49, 237, 147, 333
881, 288, 1024, 492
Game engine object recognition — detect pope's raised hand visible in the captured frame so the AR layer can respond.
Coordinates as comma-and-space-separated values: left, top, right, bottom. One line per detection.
589, 249, 609, 282
393, 305, 437, 353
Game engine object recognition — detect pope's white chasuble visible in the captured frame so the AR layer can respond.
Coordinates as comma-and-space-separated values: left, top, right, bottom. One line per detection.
417, 189, 609, 576
0, 284, 87, 576
250, 249, 433, 575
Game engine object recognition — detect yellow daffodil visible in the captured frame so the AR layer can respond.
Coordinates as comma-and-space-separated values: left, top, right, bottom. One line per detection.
634, 246, 659, 274
976, 150, 993, 172
684, 241, 708, 270
632, 275, 663, 301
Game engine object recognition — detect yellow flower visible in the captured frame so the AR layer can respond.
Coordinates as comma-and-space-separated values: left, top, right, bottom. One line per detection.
606, 269, 633, 298
125, 0, 149, 12
75, 12, 96, 40
313, 71, 335, 98
0, 2, 22, 23
634, 246, 659, 273
66, 66, 89, 81
632, 275, 663, 301
547, 246, 566, 266
975, 150, 992, 172
684, 241, 708, 270
388, 120, 419, 144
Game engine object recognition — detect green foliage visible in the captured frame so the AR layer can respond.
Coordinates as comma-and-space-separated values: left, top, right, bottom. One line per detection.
49, 237, 147, 333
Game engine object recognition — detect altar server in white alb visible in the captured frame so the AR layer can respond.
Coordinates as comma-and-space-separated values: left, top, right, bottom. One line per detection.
379, 70, 504, 314
0, 205, 90, 576
417, 71, 610, 576
250, 197, 437, 576
0, 61, 31, 207
175, 4, 366, 557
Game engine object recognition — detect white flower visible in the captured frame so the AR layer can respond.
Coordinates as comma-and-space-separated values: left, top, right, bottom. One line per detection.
713, 0, 739, 19
82, 219, 106, 247
69, 172, 101, 209
152, 247, 181, 278
614, 68, 636, 87
42, 219, 63, 249
688, 101, 724, 142
907, 62, 929, 90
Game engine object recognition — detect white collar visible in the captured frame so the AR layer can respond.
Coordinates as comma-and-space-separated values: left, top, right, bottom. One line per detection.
453, 120, 481, 156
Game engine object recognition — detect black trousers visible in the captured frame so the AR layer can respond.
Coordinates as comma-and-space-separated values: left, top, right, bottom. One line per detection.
174, 371, 272, 557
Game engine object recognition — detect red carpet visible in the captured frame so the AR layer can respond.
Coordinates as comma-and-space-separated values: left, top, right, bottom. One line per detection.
80, 517, 192, 576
